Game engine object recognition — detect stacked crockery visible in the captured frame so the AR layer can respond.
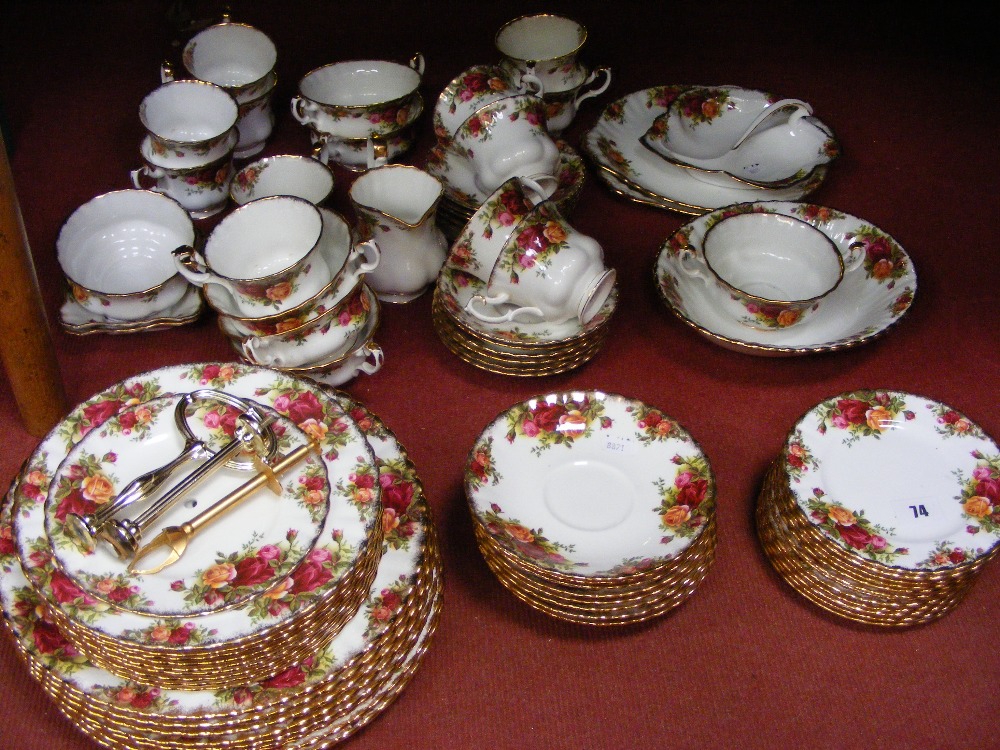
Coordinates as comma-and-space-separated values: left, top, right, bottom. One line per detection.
131, 79, 240, 219
56, 189, 205, 334
494, 13, 612, 137
757, 389, 1000, 627
163, 17, 279, 159
465, 391, 717, 625
427, 64, 587, 239
173, 196, 385, 387
292, 55, 426, 171
1, 365, 442, 748
584, 84, 839, 214
433, 176, 617, 376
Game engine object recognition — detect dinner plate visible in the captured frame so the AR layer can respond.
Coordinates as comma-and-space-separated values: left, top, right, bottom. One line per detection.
582, 86, 826, 215
465, 391, 715, 576
654, 201, 917, 356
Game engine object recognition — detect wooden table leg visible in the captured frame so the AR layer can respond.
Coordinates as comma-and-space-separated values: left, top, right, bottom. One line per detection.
0, 130, 68, 437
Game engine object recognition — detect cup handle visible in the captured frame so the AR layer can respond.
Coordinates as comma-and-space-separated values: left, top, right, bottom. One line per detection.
573, 67, 612, 107
160, 60, 175, 83
678, 245, 711, 282
519, 175, 558, 205
408, 52, 426, 76
844, 241, 866, 273
130, 165, 163, 190
464, 294, 544, 323
358, 342, 384, 375
240, 337, 278, 367
366, 136, 389, 170
172, 246, 242, 303
518, 72, 545, 97
291, 96, 316, 126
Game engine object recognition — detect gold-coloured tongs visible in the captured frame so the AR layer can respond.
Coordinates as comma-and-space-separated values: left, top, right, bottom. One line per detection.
128, 436, 321, 575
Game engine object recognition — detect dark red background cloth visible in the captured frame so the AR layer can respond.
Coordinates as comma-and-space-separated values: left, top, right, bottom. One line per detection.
1, 2, 997, 749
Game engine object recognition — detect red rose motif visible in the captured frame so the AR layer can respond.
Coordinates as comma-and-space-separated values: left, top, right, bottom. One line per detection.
290, 560, 333, 594
232, 555, 275, 587
865, 237, 893, 265
836, 399, 870, 425
49, 570, 90, 605
975, 478, 1000, 503
260, 666, 306, 689
130, 691, 155, 709
677, 478, 708, 508
948, 548, 967, 564
284, 391, 324, 425
54, 488, 97, 523
118, 411, 137, 431
107, 585, 133, 603
83, 399, 123, 428
381, 590, 401, 610
0, 525, 14, 556
530, 403, 566, 433
32, 619, 71, 655
168, 626, 193, 645
515, 223, 547, 255
353, 472, 376, 490
836, 523, 872, 550
380, 476, 414, 516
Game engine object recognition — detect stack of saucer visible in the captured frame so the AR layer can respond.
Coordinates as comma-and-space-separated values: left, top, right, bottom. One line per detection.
757, 389, 1000, 627
1, 364, 441, 748
465, 391, 717, 624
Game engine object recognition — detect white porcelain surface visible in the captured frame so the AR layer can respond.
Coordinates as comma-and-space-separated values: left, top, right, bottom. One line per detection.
495, 14, 589, 92
9, 363, 380, 648
583, 86, 827, 215
465, 390, 714, 575
131, 142, 235, 219
231, 154, 334, 205
57, 189, 195, 321
181, 21, 277, 98
782, 390, 999, 569
139, 79, 239, 165
59, 284, 204, 335
1, 382, 431, 723
654, 201, 918, 355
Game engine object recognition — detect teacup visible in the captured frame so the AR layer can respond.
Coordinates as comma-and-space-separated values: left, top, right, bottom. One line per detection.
173, 195, 329, 316
495, 14, 589, 92
131, 135, 235, 218
467, 201, 616, 325
349, 165, 448, 302
541, 66, 612, 135
433, 64, 542, 146
292, 55, 425, 140
205, 207, 380, 336
175, 20, 277, 104
237, 281, 375, 368
232, 80, 278, 159
230, 154, 335, 206
57, 189, 195, 321
679, 211, 861, 330
452, 94, 559, 196
139, 80, 239, 166
447, 175, 555, 283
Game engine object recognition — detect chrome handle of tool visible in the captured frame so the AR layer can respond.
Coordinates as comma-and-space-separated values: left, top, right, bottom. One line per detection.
63, 390, 278, 553
99, 408, 277, 561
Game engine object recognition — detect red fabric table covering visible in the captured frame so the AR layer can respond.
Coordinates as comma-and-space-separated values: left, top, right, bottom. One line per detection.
1, 2, 996, 748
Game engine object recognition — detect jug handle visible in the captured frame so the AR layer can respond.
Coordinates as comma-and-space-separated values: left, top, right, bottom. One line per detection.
731, 98, 813, 150
464, 293, 544, 323
358, 342, 385, 375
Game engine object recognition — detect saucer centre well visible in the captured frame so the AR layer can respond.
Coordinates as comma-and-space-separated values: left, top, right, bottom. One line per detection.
543, 458, 634, 531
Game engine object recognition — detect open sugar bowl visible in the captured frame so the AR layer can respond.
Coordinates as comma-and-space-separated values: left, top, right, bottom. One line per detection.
57, 189, 195, 321
678, 209, 863, 331
465, 391, 716, 596
139, 79, 239, 167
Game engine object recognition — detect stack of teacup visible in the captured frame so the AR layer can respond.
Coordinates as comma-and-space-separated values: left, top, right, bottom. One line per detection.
173, 195, 386, 387
428, 13, 610, 238
292, 54, 426, 171
433, 176, 617, 376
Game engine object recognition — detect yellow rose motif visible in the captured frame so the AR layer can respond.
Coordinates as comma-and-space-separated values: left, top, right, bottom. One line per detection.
300, 419, 329, 444
866, 406, 893, 432
149, 626, 172, 643
776, 309, 802, 327
354, 487, 374, 505
543, 221, 567, 244
82, 474, 115, 505
305, 489, 324, 506
116, 687, 137, 703
202, 563, 237, 589
275, 317, 306, 334
559, 411, 587, 432
216, 365, 236, 382
964, 496, 992, 519
827, 505, 856, 526
262, 577, 294, 600
382, 508, 400, 534
488, 77, 508, 91
872, 258, 894, 280
26, 470, 48, 486
95, 579, 116, 595
266, 281, 293, 302
661, 504, 691, 528
505, 523, 534, 544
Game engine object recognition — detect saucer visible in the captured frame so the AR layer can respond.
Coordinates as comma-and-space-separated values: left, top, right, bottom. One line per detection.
654, 201, 917, 356
465, 390, 716, 576
582, 86, 827, 215
59, 284, 204, 335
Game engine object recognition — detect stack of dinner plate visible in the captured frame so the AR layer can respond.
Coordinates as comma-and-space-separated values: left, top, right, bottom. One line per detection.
757, 389, 999, 627
464, 391, 717, 625
0, 363, 441, 748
